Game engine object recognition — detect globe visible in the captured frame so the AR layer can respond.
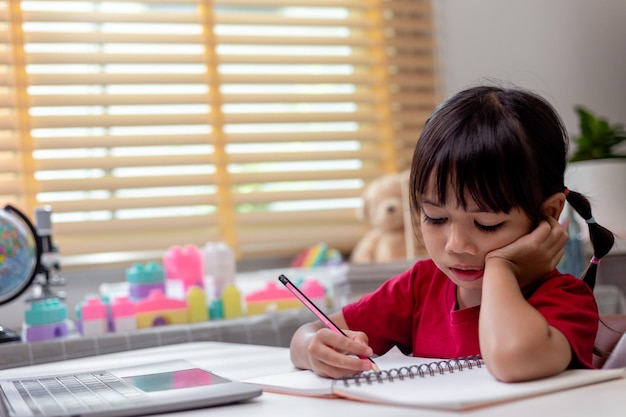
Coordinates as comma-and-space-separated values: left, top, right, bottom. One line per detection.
0, 208, 38, 305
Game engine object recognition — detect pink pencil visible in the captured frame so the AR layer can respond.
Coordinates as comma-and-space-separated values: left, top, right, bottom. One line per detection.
278, 274, 380, 373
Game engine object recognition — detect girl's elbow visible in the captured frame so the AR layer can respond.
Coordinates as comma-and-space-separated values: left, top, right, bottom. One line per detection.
482, 345, 570, 383
486, 360, 564, 382
486, 361, 535, 383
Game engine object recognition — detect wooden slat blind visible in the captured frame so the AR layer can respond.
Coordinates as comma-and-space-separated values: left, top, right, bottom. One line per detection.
0, 0, 437, 269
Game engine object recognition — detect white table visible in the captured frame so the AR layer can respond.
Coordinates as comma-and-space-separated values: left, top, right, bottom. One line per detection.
0, 342, 624, 417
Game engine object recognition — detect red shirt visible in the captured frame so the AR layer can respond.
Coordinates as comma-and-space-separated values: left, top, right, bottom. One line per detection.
342, 259, 598, 368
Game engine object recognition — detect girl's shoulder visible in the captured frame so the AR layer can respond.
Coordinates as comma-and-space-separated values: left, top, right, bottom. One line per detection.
524, 269, 596, 299
401, 258, 449, 290
407, 257, 439, 274
546, 269, 594, 289
377, 258, 443, 289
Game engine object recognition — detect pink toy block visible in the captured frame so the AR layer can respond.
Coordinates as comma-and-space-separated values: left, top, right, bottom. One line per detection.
245, 280, 327, 303
135, 289, 188, 328
301, 279, 326, 300
111, 296, 137, 333
245, 281, 327, 315
82, 297, 108, 320
245, 282, 293, 302
111, 296, 135, 317
129, 282, 165, 301
135, 289, 187, 313
80, 297, 108, 336
163, 245, 204, 292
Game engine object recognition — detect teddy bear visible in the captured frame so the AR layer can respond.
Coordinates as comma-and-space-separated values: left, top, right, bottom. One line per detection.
350, 171, 426, 264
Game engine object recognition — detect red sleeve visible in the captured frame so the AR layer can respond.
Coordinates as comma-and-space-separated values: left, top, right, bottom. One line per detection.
526, 272, 599, 369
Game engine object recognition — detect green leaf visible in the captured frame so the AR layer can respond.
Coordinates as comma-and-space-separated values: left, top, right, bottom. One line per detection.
570, 106, 626, 162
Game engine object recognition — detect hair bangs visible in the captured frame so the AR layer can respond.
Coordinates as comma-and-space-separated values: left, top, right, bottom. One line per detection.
414, 102, 539, 217
427, 134, 524, 214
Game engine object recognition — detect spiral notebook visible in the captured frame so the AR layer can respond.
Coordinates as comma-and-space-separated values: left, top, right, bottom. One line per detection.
244, 347, 624, 410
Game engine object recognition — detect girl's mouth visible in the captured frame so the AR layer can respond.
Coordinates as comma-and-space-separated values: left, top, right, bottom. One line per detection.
450, 267, 484, 282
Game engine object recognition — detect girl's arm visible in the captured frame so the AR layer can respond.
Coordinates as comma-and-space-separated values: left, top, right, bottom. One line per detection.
289, 311, 376, 378
479, 217, 572, 382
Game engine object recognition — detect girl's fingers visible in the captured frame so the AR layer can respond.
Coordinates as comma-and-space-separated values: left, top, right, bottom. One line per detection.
308, 329, 374, 377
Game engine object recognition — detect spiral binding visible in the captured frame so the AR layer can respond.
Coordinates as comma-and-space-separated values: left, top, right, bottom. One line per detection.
336, 354, 483, 386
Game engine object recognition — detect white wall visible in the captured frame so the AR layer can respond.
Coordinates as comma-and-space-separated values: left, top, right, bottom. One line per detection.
434, 0, 626, 135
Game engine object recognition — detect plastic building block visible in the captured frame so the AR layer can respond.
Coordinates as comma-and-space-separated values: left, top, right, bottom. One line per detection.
23, 322, 68, 343
246, 282, 293, 301
245, 279, 328, 315
25, 299, 67, 326
111, 296, 137, 333
291, 243, 344, 268
203, 242, 236, 298
80, 296, 108, 336
127, 262, 166, 300
129, 281, 166, 301
302, 243, 328, 268
209, 299, 224, 320
163, 245, 204, 293
245, 282, 301, 315
81, 297, 108, 320
135, 289, 188, 328
187, 286, 209, 322
221, 284, 243, 319
301, 279, 327, 306
23, 299, 69, 342
126, 262, 165, 283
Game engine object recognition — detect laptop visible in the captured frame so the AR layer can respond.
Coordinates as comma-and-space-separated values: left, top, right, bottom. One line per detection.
0, 359, 262, 417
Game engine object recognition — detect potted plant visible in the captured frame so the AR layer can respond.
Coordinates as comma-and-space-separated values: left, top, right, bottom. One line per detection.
565, 106, 626, 239
569, 106, 626, 162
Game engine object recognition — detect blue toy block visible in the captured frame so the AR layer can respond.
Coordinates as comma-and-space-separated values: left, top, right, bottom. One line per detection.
126, 262, 165, 284
209, 299, 224, 320
25, 299, 67, 326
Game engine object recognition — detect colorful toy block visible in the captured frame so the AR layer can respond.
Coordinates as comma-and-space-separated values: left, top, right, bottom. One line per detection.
23, 298, 68, 342
111, 296, 137, 333
245, 282, 302, 315
187, 286, 209, 322
291, 243, 343, 268
163, 245, 204, 297
126, 262, 165, 301
209, 299, 224, 320
80, 296, 108, 337
300, 279, 327, 307
203, 242, 236, 298
245, 279, 327, 315
221, 284, 243, 319
135, 289, 188, 328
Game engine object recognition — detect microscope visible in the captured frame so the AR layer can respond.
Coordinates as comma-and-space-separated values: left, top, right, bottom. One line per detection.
28, 206, 65, 302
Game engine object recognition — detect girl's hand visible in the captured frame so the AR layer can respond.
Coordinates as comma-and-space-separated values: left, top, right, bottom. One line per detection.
485, 217, 568, 288
303, 328, 375, 378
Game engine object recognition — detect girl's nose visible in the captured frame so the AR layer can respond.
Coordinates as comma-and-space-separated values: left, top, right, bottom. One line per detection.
445, 224, 478, 255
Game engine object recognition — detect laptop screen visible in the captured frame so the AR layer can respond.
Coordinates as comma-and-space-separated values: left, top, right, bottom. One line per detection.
123, 368, 229, 392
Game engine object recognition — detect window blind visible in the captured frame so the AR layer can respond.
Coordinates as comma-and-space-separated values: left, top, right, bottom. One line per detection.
0, 0, 437, 269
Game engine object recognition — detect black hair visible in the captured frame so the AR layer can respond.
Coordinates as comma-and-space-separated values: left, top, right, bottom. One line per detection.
564, 190, 615, 290
409, 85, 614, 289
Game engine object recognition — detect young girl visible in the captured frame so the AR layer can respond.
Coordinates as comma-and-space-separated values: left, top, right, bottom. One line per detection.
289, 85, 615, 382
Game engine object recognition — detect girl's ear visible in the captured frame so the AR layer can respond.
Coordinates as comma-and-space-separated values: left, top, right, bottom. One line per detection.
541, 192, 566, 220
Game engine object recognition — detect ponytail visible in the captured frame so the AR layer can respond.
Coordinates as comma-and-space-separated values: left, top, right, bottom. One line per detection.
565, 189, 615, 290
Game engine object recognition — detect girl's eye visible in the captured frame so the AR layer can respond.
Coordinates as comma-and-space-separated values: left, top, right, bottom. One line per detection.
475, 222, 504, 233
423, 214, 446, 225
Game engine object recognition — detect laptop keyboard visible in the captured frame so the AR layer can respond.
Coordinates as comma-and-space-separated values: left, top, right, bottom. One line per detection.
12, 371, 150, 416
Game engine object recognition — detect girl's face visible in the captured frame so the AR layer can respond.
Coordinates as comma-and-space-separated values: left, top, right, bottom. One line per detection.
419, 182, 534, 305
